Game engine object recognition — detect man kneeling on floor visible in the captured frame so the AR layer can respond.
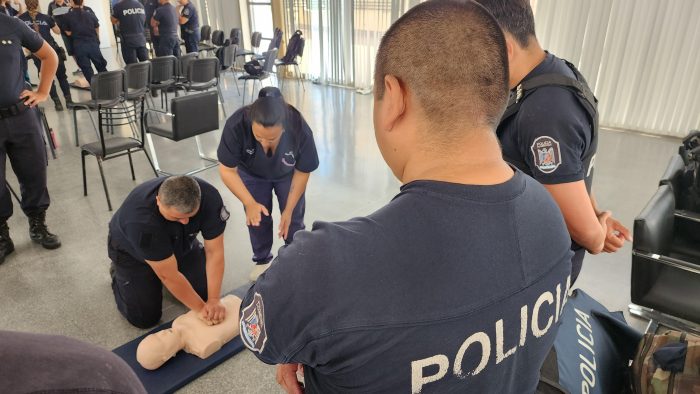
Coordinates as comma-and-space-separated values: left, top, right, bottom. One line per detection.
108, 175, 230, 328
238, 1, 573, 393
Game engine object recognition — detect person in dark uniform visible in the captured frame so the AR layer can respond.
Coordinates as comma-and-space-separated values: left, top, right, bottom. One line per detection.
19, 0, 73, 111
143, 0, 159, 55
0, 0, 23, 16
238, 3, 572, 393
47, 0, 73, 67
151, 0, 180, 57
218, 87, 319, 282
475, 0, 631, 283
62, 0, 107, 83
108, 176, 229, 328
111, 0, 148, 64
0, 12, 62, 264
177, 0, 198, 53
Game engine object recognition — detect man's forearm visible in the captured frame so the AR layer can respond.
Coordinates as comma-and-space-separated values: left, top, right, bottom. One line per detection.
205, 248, 224, 301
162, 273, 206, 311
284, 170, 310, 214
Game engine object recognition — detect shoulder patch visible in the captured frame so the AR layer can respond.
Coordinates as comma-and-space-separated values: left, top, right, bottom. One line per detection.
240, 292, 267, 353
220, 206, 230, 221
530, 136, 562, 174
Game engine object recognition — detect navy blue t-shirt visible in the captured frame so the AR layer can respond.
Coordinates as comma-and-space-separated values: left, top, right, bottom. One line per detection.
2, 4, 18, 16
497, 52, 596, 280
217, 106, 319, 179
152, 3, 178, 38
112, 0, 146, 47
240, 171, 573, 393
0, 14, 43, 107
108, 177, 228, 262
63, 8, 99, 43
179, 2, 198, 33
18, 13, 57, 46
143, 0, 158, 28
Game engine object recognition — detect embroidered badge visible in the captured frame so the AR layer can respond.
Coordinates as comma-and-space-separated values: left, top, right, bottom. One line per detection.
530, 136, 562, 174
282, 151, 296, 167
220, 206, 230, 221
246, 148, 255, 155
240, 293, 267, 353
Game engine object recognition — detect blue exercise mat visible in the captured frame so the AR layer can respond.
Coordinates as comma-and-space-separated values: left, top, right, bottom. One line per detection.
113, 285, 251, 394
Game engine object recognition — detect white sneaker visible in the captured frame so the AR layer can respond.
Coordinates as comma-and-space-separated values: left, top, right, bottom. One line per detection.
249, 262, 271, 282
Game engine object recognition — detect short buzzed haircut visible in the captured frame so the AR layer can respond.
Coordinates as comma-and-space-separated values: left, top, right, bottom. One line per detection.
374, 0, 509, 134
473, 0, 537, 48
158, 176, 201, 214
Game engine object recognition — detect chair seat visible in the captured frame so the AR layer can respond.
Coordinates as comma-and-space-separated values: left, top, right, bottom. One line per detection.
73, 98, 122, 110
151, 80, 177, 90
275, 60, 298, 66
238, 73, 270, 81
235, 49, 255, 57
199, 43, 216, 51
125, 87, 149, 100
81, 137, 142, 157
147, 119, 175, 140
640, 266, 700, 323
183, 81, 217, 91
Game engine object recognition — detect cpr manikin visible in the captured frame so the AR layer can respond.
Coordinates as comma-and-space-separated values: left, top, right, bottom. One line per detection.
136, 295, 242, 370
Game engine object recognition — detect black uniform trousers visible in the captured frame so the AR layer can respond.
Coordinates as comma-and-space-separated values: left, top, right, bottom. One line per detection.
0, 108, 50, 222
156, 35, 180, 57
73, 39, 108, 84
120, 42, 149, 65
32, 54, 71, 100
108, 235, 208, 329
182, 30, 199, 53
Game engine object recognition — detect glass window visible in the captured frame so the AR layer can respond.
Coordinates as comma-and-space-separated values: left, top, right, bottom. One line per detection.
249, 1, 274, 49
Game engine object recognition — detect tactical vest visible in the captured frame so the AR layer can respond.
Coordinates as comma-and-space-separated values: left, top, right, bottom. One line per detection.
500, 59, 599, 193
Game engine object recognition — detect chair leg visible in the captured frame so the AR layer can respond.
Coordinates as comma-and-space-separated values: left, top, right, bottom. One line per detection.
295, 64, 305, 92
217, 85, 227, 118
127, 149, 135, 180
142, 148, 159, 177
242, 80, 248, 105
95, 157, 112, 211
73, 108, 79, 147
81, 151, 87, 196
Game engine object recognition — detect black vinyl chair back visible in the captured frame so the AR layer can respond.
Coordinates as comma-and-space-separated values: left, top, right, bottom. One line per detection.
212, 30, 225, 46
151, 56, 177, 85
297, 37, 306, 58
188, 57, 220, 84
91, 70, 125, 105
222, 44, 236, 69
262, 49, 278, 73
268, 27, 283, 52
125, 61, 151, 98
200, 25, 212, 41
230, 28, 242, 45
251, 31, 262, 49
170, 91, 219, 141
178, 52, 198, 79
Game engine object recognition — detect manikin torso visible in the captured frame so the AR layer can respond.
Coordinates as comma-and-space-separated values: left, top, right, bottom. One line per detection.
136, 295, 242, 370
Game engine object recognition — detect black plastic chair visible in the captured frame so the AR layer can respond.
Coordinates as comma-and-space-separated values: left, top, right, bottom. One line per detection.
179, 57, 227, 117
239, 49, 277, 104
235, 31, 262, 61
276, 37, 305, 91
80, 70, 157, 211
211, 30, 225, 47
144, 91, 219, 175
219, 44, 240, 96
124, 61, 151, 136
177, 52, 198, 83
72, 71, 125, 147
149, 56, 177, 110
229, 28, 242, 45
198, 25, 215, 53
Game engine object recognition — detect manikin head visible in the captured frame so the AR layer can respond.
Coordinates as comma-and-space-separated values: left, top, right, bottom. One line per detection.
136, 328, 183, 370
372, 0, 509, 182
249, 87, 287, 153
156, 176, 201, 225
473, 0, 540, 88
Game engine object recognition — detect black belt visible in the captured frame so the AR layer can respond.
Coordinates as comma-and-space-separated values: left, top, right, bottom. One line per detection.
0, 101, 29, 120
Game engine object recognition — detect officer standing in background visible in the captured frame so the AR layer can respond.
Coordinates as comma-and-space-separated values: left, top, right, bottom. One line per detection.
108, 176, 229, 328
151, 0, 180, 57
47, 0, 77, 74
0, 12, 62, 264
177, 0, 198, 53
143, 0, 159, 55
19, 0, 73, 111
218, 87, 319, 282
62, 0, 107, 83
0, 0, 24, 16
111, 0, 148, 64
475, 0, 631, 283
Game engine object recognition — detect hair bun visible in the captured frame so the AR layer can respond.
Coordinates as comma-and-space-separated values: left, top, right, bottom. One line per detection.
258, 87, 283, 99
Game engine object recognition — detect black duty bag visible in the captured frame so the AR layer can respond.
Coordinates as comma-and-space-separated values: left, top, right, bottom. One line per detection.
244, 59, 263, 76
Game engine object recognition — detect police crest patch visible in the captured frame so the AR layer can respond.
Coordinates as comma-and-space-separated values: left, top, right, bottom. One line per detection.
240, 292, 267, 353
220, 206, 230, 221
530, 136, 562, 174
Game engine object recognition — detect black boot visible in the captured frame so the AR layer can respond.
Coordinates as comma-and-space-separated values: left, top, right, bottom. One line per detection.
53, 97, 64, 111
0, 221, 15, 264
65, 96, 74, 109
28, 211, 61, 249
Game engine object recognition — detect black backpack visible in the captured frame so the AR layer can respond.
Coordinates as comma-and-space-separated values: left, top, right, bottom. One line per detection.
244, 59, 263, 76
281, 30, 303, 63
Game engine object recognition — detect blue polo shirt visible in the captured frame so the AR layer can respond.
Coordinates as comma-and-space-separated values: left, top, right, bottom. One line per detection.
239, 170, 573, 392
112, 0, 146, 47
0, 14, 43, 107
18, 12, 58, 47
62, 7, 100, 43
179, 2, 198, 34
152, 2, 178, 38
217, 105, 319, 179
108, 177, 228, 262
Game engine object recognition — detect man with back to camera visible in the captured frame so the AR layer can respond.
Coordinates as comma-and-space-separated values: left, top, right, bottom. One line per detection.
238, 1, 573, 393
0, 10, 61, 265
108, 176, 229, 328
111, 0, 148, 64
475, 0, 631, 283
177, 0, 199, 53
151, 0, 180, 57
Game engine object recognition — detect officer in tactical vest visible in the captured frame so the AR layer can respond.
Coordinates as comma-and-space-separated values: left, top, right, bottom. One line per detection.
475, 0, 632, 282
